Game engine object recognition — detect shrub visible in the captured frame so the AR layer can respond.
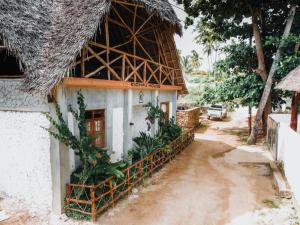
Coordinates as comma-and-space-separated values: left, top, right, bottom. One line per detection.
130, 132, 165, 160
130, 103, 182, 161
44, 92, 127, 186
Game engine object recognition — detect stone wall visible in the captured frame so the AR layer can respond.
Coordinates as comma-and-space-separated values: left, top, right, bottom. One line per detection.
176, 107, 200, 128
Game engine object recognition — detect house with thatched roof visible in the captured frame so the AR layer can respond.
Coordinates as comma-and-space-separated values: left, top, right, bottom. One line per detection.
0, 0, 186, 213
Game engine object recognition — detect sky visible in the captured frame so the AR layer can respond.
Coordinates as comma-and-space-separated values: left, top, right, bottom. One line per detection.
170, 1, 212, 71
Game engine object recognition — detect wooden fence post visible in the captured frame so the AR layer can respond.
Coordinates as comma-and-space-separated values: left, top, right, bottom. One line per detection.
90, 188, 97, 222
109, 179, 115, 207
150, 154, 153, 172
66, 184, 71, 208
127, 169, 131, 189
138, 161, 143, 178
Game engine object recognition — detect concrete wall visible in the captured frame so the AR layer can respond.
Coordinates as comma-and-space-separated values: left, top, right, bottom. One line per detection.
0, 111, 52, 210
267, 114, 300, 209
0, 81, 178, 213
66, 88, 126, 162
0, 80, 52, 210
65, 88, 177, 157
0, 79, 48, 112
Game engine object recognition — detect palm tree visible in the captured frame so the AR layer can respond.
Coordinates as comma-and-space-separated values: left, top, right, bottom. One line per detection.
195, 19, 221, 71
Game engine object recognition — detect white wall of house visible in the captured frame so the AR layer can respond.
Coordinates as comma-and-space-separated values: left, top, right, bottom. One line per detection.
66, 88, 177, 157
0, 111, 52, 210
268, 114, 300, 209
0, 81, 178, 214
132, 105, 149, 138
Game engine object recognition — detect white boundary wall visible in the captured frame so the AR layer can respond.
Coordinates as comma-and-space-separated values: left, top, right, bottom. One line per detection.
268, 114, 300, 208
0, 111, 52, 210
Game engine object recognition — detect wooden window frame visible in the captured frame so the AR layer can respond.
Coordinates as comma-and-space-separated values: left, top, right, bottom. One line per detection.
85, 109, 106, 148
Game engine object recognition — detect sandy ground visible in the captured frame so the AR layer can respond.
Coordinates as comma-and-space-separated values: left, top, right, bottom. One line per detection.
1, 108, 299, 225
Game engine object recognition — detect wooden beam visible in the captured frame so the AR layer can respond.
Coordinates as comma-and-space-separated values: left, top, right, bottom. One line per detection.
86, 46, 121, 80
111, 5, 134, 35
135, 13, 155, 35
63, 78, 182, 91
114, 0, 144, 8
105, 16, 110, 79
88, 41, 177, 70
81, 46, 86, 76
133, 5, 137, 70
117, 2, 155, 27
290, 92, 300, 131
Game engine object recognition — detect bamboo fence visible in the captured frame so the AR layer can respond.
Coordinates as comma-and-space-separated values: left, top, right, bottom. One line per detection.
66, 128, 194, 221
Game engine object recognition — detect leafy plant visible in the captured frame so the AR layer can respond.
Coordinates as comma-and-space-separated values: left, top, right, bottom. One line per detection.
144, 102, 165, 130
130, 132, 165, 160
159, 117, 182, 144
130, 103, 183, 161
44, 92, 126, 186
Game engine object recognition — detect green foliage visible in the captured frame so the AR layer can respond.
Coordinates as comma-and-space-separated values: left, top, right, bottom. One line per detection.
130, 103, 183, 162
195, 19, 221, 65
269, 34, 300, 81
130, 132, 165, 160
176, 0, 299, 40
184, 42, 261, 106
145, 102, 165, 130
159, 117, 183, 144
184, 37, 300, 109
176, 0, 300, 111
179, 50, 203, 76
44, 92, 126, 186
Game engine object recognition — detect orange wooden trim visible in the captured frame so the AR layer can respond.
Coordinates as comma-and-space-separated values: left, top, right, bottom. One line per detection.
63, 78, 182, 91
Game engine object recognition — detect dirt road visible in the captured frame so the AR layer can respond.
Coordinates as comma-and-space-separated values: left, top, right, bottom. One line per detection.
97, 109, 298, 225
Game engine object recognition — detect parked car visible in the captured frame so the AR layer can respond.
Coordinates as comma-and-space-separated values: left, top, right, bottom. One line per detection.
207, 104, 227, 120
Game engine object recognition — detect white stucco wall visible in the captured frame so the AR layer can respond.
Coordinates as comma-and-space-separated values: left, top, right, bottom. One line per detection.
132, 105, 149, 138
268, 114, 300, 209
111, 107, 124, 162
64, 88, 177, 161
0, 111, 52, 210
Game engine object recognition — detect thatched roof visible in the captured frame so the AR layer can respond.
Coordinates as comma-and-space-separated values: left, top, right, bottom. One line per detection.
0, 0, 182, 94
276, 66, 300, 92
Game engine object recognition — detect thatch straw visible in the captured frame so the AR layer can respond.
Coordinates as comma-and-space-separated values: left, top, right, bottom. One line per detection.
276, 66, 300, 92
0, 0, 182, 95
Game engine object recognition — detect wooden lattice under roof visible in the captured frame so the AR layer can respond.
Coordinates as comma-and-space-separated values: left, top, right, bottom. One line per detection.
67, 0, 187, 94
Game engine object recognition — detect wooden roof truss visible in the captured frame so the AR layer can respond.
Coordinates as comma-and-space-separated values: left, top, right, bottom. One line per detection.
69, 1, 185, 92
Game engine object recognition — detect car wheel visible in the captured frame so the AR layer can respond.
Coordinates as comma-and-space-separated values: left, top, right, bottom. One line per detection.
207, 116, 210, 120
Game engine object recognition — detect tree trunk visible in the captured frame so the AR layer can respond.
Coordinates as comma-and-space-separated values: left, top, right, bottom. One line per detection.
290, 92, 300, 131
248, 106, 252, 135
262, 95, 272, 135
248, 6, 297, 144
252, 13, 268, 82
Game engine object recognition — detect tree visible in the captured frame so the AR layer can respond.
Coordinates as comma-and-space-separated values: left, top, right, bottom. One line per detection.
176, 0, 300, 143
248, 8, 297, 143
190, 42, 265, 109
195, 19, 221, 70
179, 50, 202, 75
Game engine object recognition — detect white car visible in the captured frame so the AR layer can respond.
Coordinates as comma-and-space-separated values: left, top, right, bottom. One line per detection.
207, 105, 227, 120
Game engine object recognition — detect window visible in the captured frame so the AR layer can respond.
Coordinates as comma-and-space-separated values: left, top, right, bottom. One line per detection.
85, 110, 105, 147
160, 102, 170, 123
0, 38, 23, 78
